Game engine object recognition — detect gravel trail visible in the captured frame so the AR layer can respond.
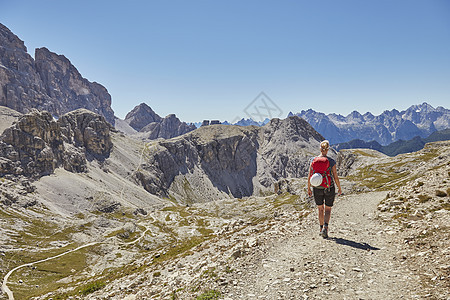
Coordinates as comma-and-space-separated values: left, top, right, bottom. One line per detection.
222, 191, 425, 299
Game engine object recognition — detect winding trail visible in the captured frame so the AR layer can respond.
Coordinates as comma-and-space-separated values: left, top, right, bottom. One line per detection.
1, 224, 150, 300
1, 242, 98, 300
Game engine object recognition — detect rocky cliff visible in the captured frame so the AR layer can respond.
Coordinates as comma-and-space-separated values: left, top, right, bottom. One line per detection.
133, 116, 325, 202
123, 103, 196, 139
0, 108, 113, 180
0, 23, 115, 125
294, 102, 449, 145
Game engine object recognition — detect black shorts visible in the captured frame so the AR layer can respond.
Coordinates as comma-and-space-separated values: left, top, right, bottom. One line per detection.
313, 186, 335, 207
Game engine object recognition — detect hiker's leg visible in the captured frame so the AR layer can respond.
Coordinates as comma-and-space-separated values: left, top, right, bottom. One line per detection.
323, 187, 335, 226
324, 205, 332, 225
318, 204, 325, 226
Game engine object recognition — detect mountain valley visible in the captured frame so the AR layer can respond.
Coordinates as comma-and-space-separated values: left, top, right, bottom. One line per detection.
0, 22, 449, 300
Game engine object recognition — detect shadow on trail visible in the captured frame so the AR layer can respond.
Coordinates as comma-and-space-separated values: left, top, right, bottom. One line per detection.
329, 237, 380, 251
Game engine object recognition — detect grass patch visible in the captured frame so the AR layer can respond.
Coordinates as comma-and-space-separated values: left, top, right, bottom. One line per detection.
273, 192, 301, 208
79, 280, 106, 295
201, 267, 217, 279
347, 164, 411, 190
353, 149, 378, 157
153, 236, 207, 264
196, 289, 221, 300
197, 227, 214, 236
161, 206, 191, 218
153, 271, 161, 277
8, 246, 91, 299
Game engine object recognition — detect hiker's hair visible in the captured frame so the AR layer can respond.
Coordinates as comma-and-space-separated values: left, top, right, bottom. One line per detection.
320, 140, 330, 151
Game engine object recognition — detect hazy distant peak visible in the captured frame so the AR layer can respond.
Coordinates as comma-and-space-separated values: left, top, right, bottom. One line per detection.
294, 102, 449, 145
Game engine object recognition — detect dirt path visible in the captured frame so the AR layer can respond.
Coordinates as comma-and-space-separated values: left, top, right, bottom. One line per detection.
1, 224, 151, 300
1, 242, 99, 300
221, 191, 425, 299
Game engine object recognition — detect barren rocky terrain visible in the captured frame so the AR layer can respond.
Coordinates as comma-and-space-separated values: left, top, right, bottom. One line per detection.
0, 108, 448, 300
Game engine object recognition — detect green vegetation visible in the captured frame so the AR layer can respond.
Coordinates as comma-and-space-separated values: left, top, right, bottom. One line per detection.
162, 205, 191, 218
353, 149, 379, 157
273, 192, 301, 209
80, 280, 106, 295
153, 236, 206, 264
347, 164, 411, 190
196, 289, 221, 300
8, 246, 92, 299
201, 267, 218, 279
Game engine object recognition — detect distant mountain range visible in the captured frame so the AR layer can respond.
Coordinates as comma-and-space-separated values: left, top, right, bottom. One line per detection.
291, 103, 449, 145
2, 23, 448, 145
333, 128, 450, 156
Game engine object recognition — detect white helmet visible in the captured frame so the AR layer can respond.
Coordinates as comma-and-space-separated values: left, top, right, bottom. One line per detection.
310, 173, 323, 187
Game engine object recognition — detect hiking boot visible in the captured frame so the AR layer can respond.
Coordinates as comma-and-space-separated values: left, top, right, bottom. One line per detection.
320, 226, 328, 238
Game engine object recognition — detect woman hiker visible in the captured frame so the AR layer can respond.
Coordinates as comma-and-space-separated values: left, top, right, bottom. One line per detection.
307, 140, 342, 238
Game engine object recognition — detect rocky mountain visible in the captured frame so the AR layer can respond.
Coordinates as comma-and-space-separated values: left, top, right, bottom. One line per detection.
120, 102, 196, 139
233, 118, 270, 127
0, 105, 448, 299
133, 116, 325, 202
0, 108, 113, 181
334, 128, 450, 157
293, 102, 449, 145
0, 23, 115, 125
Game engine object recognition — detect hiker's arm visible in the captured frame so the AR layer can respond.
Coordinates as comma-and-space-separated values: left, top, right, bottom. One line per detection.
307, 164, 313, 196
332, 165, 342, 195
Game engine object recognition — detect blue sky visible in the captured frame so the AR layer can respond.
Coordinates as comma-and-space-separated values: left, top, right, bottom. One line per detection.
1, 0, 449, 122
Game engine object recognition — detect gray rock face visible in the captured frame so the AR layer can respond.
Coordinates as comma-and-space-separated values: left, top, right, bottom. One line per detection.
125, 103, 162, 131
124, 103, 196, 139
0, 109, 113, 179
59, 109, 113, 158
0, 24, 53, 116
133, 116, 324, 201
0, 23, 115, 125
35, 48, 115, 125
295, 103, 450, 145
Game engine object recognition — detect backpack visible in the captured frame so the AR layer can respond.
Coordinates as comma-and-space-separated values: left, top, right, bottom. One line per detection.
310, 156, 333, 189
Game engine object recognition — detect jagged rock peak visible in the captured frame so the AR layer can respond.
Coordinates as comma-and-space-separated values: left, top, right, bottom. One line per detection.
295, 103, 449, 145
0, 23, 27, 52
124, 103, 196, 139
125, 103, 162, 131
35, 47, 115, 125
0, 23, 115, 125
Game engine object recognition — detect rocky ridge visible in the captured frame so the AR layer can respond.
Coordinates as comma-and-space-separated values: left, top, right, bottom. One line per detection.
133, 116, 325, 202
0, 23, 115, 125
294, 102, 449, 145
0, 131, 448, 299
0, 108, 113, 183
